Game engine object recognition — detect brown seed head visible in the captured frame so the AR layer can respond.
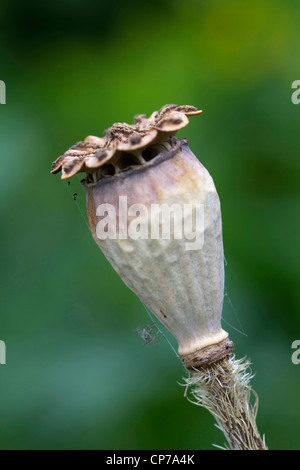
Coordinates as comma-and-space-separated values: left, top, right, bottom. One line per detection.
51, 104, 202, 180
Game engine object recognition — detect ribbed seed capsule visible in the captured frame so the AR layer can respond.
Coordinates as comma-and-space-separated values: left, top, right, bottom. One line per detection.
51, 104, 233, 368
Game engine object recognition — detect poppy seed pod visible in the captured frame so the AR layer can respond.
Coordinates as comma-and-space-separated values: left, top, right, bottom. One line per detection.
51, 104, 233, 368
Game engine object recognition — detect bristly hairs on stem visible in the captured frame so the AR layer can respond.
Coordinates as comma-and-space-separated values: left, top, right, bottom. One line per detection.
182, 355, 267, 450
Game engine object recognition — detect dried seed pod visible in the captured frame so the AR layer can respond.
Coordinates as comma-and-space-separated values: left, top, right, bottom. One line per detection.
51, 104, 232, 368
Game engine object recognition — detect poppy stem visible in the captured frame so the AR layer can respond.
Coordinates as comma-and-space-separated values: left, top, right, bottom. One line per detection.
183, 355, 267, 450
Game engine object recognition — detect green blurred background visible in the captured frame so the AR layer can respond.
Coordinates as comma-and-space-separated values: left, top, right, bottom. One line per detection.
0, 0, 299, 450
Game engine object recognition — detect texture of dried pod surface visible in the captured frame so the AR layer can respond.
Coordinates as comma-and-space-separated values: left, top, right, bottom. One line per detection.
85, 140, 228, 357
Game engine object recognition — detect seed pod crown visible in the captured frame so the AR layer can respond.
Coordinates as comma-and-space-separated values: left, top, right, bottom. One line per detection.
51, 104, 202, 180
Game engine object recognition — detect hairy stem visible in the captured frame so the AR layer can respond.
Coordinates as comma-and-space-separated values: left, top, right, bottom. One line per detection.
183, 355, 267, 450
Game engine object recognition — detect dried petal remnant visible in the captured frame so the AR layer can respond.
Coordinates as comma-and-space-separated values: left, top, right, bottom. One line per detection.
51, 104, 202, 180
